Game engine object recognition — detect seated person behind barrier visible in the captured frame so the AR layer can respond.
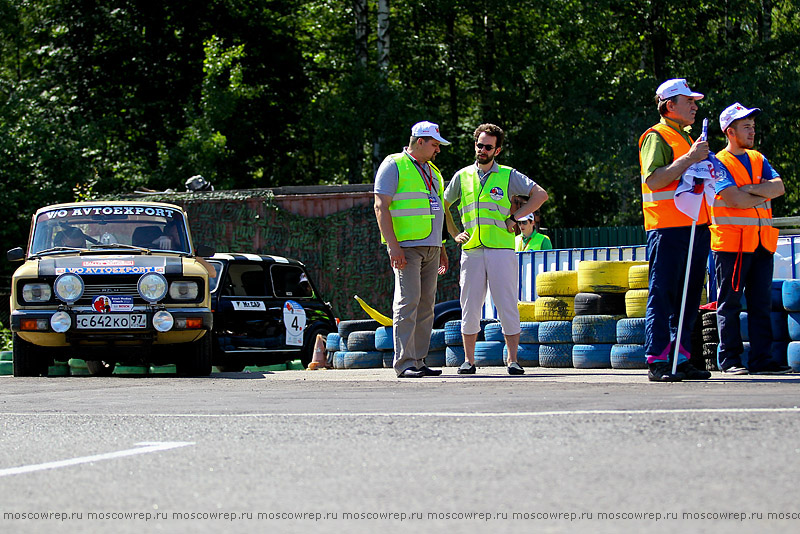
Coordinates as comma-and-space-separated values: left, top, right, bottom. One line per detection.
54, 227, 87, 248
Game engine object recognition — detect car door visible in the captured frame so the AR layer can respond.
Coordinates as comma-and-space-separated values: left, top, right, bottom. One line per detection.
216, 261, 284, 351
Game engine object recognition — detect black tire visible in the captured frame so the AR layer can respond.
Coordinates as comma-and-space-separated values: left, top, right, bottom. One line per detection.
616, 318, 646, 345
346, 330, 376, 352
177, 334, 212, 376
337, 319, 380, 339
538, 321, 573, 344
702, 311, 717, 328
302, 325, 332, 367
572, 315, 617, 344
574, 292, 626, 316
539, 343, 574, 368
86, 360, 115, 376
702, 327, 719, 343
12, 333, 49, 377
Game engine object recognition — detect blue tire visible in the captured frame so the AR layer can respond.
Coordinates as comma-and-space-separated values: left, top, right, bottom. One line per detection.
616, 318, 646, 345
572, 344, 613, 369
610, 344, 647, 369
375, 326, 394, 351
572, 315, 617, 344
326, 333, 341, 352
538, 321, 573, 343
789, 313, 800, 341
446, 346, 466, 367
339, 338, 347, 352
347, 331, 376, 352
773, 279, 786, 311
772, 311, 790, 341
474, 341, 505, 366
483, 322, 505, 342
332, 351, 345, 369
430, 329, 446, 351
444, 320, 463, 346
382, 352, 394, 368
788, 342, 800, 372
503, 344, 540, 367
519, 322, 540, 344
539, 343, 574, 368
343, 351, 383, 369
782, 280, 800, 312
425, 350, 446, 368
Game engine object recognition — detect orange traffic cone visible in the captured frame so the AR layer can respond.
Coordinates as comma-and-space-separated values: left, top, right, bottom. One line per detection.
306, 334, 329, 370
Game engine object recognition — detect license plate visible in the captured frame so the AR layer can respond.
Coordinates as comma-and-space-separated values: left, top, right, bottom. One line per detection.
76, 314, 147, 329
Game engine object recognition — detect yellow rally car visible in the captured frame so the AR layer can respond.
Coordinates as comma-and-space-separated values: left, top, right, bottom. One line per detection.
6, 201, 215, 376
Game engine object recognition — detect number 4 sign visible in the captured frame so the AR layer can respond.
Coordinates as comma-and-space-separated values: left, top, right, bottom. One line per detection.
283, 300, 306, 346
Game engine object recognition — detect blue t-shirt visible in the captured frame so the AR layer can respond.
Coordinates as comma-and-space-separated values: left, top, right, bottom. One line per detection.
715, 153, 779, 194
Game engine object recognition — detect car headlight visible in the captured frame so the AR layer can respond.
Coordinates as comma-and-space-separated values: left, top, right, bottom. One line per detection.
138, 273, 168, 303
169, 281, 199, 300
50, 311, 72, 333
22, 283, 52, 303
53, 273, 85, 304
153, 310, 174, 332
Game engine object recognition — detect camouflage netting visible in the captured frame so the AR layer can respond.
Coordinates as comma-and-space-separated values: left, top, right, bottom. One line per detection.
121, 194, 461, 320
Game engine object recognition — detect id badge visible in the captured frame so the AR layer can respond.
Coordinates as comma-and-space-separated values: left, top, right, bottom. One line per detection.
429, 194, 442, 211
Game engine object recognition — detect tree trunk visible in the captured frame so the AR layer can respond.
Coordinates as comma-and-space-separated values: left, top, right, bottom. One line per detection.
377, 0, 390, 71
354, 0, 368, 67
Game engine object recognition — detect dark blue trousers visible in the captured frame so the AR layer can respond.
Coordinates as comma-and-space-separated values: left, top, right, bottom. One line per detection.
714, 246, 774, 371
645, 225, 710, 364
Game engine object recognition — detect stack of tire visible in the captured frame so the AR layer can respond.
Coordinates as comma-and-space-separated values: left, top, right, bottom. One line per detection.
702, 310, 720, 370
374, 325, 447, 369
783, 280, 800, 371
444, 319, 500, 368
332, 319, 381, 369
575, 260, 648, 370
770, 279, 790, 367
530, 270, 575, 368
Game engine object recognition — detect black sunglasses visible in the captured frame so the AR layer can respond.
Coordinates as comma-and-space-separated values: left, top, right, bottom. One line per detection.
476, 142, 495, 151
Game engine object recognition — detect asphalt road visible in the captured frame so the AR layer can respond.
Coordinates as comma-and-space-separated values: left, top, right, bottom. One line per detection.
1, 368, 799, 534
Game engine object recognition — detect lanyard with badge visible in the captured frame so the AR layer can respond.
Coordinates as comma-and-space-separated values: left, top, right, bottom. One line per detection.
409, 153, 441, 212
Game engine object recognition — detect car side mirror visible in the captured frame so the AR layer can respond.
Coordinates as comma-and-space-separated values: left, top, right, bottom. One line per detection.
195, 244, 215, 257
7, 247, 25, 262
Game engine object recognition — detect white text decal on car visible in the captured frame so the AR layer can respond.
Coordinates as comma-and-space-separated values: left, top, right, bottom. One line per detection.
232, 301, 266, 311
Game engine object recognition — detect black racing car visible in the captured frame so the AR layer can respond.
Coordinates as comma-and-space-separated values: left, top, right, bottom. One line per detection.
204, 253, 337, 371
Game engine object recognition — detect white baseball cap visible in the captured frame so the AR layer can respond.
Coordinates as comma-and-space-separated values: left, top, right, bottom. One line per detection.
411, 121, 450, 145
719, 102, 761, 131
518, 213, 535, 222
656, 78, 704, 101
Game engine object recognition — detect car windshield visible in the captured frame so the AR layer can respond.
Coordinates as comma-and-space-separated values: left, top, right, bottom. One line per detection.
30, 205, 191, 255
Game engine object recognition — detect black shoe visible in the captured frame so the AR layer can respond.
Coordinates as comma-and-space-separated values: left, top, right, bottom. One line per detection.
507, 362, 525, 375
750, 363, 793, 375
677, 361, 711, 380
648, 362, 685, 382
419, 365, 442, 376
398, 367, 425, 378
457, 362, 476, 375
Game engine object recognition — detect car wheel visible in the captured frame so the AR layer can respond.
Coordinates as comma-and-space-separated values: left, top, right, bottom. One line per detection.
86, 360, 116, 377
302, 326, 331, 368
177, 334, 212, 376
12, 333, 49, 377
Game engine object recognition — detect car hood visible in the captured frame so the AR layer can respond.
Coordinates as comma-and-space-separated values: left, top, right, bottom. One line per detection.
39, 255, 185, 276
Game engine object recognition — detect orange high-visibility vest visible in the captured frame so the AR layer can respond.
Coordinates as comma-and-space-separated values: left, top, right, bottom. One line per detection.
710, 150, 778, 253
638, 123, 709, 230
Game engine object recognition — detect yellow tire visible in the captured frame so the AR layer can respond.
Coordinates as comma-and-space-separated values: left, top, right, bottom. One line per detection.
518, 301, 537, 322
535, 271, 578, 297
628, 264, 649, 290
578, 261, 640, 294
534, 296, 575, 321
625, 289, 648, 318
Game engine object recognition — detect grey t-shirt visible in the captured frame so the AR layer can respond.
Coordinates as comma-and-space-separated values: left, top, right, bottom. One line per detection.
374, 149, 444, 248
444, 161, 536, 205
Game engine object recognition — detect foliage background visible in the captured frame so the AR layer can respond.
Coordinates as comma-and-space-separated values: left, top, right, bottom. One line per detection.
2, 0, 799, 289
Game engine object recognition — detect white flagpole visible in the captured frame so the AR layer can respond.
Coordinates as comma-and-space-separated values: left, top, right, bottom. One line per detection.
671, 118, 708, 376
672, 219, 696, 376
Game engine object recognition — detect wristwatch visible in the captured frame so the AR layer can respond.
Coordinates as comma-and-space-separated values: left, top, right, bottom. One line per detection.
508, 213, 518, 223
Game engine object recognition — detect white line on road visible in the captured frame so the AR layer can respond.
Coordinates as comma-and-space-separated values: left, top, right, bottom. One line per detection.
0, 441, 195, 478
1, 408, 799, 418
